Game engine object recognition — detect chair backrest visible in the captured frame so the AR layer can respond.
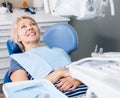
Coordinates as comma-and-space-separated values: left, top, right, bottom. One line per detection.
43, 23, 78, 54
4, 23, 79, 83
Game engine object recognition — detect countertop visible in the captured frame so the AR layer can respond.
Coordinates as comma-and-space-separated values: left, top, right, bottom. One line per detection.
0, 8, 70, 25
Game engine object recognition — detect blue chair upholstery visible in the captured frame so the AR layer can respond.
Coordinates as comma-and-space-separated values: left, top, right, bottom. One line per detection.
6, 40, 22, 55
3, 71, 11, 83
43, 23, 78, 54
4, 23, 79, 83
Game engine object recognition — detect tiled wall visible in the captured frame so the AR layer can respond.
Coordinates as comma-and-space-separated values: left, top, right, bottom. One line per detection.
0, 0, 33, 8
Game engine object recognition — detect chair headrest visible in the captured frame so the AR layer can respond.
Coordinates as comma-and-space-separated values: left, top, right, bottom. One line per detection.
6, 40, 22, 55
43, 23, 78, 54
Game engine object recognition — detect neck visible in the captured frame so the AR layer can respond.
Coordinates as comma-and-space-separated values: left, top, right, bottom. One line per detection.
24, 42, 40, 51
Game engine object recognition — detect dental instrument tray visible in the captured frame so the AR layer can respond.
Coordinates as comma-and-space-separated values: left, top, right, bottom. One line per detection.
68, 56, 120, 98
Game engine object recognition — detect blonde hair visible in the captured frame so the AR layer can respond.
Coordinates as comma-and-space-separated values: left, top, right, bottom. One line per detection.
10, 16, 40, 51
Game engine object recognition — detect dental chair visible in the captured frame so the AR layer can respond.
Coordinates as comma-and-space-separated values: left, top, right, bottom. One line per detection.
3, 23, 88, 98
3, 23, 79, 83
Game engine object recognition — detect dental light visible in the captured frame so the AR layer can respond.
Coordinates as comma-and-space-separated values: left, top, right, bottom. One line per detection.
43, 0, 115, 20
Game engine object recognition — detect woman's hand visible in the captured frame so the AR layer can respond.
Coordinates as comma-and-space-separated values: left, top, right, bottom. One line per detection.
56, 76, 82, 92
45, 68, 70, 84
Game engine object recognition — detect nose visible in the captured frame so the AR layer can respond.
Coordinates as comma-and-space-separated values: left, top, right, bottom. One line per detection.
28, 25, 33, 31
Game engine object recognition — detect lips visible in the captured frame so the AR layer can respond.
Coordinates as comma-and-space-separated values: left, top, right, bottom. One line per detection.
27, 32, 36, 36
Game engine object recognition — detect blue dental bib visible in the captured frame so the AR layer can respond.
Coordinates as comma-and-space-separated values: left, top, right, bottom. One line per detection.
10, 46, 71, 79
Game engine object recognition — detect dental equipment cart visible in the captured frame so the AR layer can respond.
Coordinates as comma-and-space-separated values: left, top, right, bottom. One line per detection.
68, 53, 120, 98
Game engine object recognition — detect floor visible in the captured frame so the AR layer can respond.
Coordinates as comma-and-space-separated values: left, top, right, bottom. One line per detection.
0, 92, 5, 98
0, 84, 5, 98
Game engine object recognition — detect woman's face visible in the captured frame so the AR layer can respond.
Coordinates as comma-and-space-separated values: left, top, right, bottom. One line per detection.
17, 18, 40, 45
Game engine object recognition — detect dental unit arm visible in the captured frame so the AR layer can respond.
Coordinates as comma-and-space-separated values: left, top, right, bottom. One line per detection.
43, 0, 115, 20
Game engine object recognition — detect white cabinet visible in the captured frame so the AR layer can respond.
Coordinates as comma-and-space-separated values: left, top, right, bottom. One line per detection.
0, 9, 70, 83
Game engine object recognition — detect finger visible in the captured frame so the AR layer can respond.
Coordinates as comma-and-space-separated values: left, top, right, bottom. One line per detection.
68, 84, 77, 91
44, 94, 49, 98
68, 81, 81, 91
59, 81, 73, 91
58, 77, 74, 91
57, 78, 68, 88
61, 83, 73, 91
57, 81, 70, 91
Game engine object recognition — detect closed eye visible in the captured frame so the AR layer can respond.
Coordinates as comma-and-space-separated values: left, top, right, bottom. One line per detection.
21, 25, 26, 29
31, 22, 36, 26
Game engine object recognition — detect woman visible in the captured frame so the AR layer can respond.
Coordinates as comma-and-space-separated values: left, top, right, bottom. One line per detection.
8, 16, 87, 97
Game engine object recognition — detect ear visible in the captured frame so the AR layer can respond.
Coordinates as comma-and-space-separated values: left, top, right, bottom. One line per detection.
16, 35, 22, 42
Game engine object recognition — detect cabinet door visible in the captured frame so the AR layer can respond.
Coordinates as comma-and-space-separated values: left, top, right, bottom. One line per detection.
0, 29, 9, 49
0, 26, 10, 83
0, 58, 10, 83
